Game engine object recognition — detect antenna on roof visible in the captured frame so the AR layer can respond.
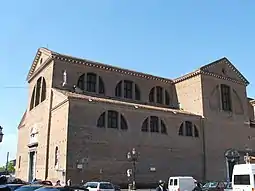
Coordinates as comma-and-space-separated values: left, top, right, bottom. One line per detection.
46, 44, 49, 49
62, 70, 67, 87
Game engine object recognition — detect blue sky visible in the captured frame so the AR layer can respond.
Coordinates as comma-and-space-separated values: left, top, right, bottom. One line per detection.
0, 0, 255, 165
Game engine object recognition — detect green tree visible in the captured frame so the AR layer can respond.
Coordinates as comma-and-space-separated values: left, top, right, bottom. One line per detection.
0, 162, 15, 173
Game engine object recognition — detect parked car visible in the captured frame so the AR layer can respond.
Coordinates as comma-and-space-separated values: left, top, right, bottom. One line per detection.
14, 185, 43, 191
31, 181, 52, 186
84, 182, 115, 191
4, 184, 24, 191
202, 181, 225, 191
224, 182, 232, 191
113, 185, 120, 191
35, 186, 88, 191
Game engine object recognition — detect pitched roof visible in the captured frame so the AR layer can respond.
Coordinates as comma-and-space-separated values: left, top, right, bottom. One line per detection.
26, 47, 173, 84
26, 47, 53, 81
17, 110, 27, 129
27, 48, 249, 86
200, 57, 249, 85
174, 57, 249, 86
53, 88, 199, 116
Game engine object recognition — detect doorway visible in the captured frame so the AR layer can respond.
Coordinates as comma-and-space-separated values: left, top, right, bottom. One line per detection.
225, 149, 240, 182
227, 159, 237, 181
28, 151, 36, 181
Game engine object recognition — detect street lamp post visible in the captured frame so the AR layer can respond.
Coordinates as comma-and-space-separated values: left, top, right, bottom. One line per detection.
127, 148, 138, 190
0, 126, 3, 143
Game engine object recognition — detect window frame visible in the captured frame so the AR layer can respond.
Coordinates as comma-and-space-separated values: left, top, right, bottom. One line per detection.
221, 84, 232, 111
108, 110, 118, 129
150, 116, 159, 132
185, 121, 193, 136
156, 86, 163, 104
124, 80, 133, 99
86, 73, 97, 92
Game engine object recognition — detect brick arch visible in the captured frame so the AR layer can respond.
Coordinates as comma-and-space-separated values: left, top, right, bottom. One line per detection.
97, 110, 128, 130
30, 77, 47, 110
77, 72, 105, 94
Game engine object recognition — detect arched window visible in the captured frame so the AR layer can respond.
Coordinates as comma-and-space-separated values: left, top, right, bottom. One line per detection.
149, 86, 170, 106
96, 110, 128, 130
178, 123, 184, 135
115, 80, 141, 100
35, 77, 42, 106
30, 88, 35, 110
29, 77, 47, 110
141, 116, 167, 134
77, 73, 105, 94
41, 78, 46, 102
194, 125, 199, 137
178, 121, 199, 138
54, 146, 59, 167
141, 118, 149, 132
77, 74, 85, 90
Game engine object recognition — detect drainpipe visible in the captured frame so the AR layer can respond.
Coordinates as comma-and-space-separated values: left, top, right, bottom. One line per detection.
201, 116, 206, 182
45, 90, 54, 180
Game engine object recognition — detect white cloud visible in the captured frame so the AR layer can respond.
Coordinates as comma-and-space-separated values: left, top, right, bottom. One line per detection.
0, 133, 17, 166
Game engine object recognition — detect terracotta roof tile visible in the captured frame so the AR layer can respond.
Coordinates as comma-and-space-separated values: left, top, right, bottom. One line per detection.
53, 88, 199, 116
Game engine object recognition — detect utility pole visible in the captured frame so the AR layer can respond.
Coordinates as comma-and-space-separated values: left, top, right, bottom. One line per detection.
5, 152, 9, 175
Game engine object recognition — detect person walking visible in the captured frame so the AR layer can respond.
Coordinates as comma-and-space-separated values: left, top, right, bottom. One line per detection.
192, 181, 202, 191
156, 180, 167, 191
67, 179, 72, 186
0, 176, 11, 191
55, 180, 61, 186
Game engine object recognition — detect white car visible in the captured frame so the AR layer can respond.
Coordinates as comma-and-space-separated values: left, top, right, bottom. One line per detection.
84, 182, 115, 191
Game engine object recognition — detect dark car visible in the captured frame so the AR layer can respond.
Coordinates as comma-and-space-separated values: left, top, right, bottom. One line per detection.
4, 184, 24, 191
202, 182, 225, 191
14, 185, 43, 191
31, 181, 52, 186
35, 186, 89, 191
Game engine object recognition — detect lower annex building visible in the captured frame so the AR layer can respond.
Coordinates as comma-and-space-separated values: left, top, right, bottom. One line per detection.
16, 47, 255, 185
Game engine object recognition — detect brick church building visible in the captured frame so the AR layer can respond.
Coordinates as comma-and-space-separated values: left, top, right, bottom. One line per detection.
16, 47, 255, 184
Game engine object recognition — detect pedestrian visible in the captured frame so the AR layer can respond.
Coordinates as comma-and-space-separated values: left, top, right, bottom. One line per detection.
192, 181, 202, 191
67, 179, 72, 186
156, 180, 167, 191
0, 176, 7, 185
55, 180, 61, 186
0, 176, 11, 191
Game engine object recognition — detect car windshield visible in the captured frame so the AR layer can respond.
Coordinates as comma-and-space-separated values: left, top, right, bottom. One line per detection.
203, 182, 218, 188
84, 183, 98, 189
35, 187, 71, 191
15, 185, 42, 191
99, 183, 113, 189
7, 185, 23, 191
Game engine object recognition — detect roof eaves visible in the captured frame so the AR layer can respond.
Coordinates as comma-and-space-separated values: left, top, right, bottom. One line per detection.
50, 50, 174, 84
200, 57, 249, 86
